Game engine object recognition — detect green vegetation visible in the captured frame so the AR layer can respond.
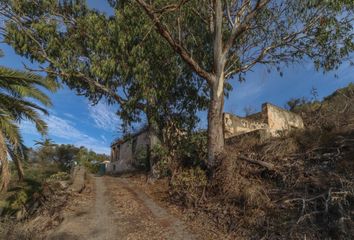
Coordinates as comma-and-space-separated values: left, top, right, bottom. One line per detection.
29, 142, 109, 172
1, 0, 352, 167
0, 160, 63, 216
0, 51, 58, 191
0, 142, 108, 217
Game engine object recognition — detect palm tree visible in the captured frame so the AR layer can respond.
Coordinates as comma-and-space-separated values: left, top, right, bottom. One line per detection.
34, 138, 57, 162
0, 53, 58, 191
34, 138, 56, 148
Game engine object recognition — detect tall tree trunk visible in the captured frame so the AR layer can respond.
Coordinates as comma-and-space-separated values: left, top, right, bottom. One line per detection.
207, 0, 225, 167
145, 96, 160, 175
13, 155, 24, 181
207, 76, 225, 167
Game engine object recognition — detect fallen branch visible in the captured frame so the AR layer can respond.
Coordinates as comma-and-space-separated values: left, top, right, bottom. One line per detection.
238, 155, 276, 171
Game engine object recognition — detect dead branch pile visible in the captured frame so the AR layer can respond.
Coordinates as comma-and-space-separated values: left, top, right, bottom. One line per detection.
201, 127, 354, 239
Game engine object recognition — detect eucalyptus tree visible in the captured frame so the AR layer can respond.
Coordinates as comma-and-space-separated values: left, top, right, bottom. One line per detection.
0, 59, 57, 191
110, 0, 353, 166
1, 0, 353, 168
115, 3, 208, 139
0, 0, 208, 143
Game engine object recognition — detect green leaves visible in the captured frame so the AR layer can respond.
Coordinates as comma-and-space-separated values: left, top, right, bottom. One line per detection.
0, 58, 57, 191
1, 0, 208, 134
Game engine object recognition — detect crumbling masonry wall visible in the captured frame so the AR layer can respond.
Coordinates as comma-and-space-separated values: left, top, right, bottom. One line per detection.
224, 113, 268, 139
108, 131, 151, 173
262, 103, 304, 135
224, 102, 304, 140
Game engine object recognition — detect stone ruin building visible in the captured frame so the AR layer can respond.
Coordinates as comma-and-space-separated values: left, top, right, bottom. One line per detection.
106, 128, 159, 174
224, 102, 304, 141
107, 102, 304, 174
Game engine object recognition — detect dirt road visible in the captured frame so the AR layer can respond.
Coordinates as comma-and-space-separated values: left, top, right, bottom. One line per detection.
48, 175, 196, 240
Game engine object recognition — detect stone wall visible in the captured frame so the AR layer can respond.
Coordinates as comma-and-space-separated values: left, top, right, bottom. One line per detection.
119, 140, 133, 166
224, 113, 268, 139
262, 103, 304, 135
224, 102, 304, 140
134, 131, 150, 153
108, 130, 155, 174
111, 145, 119, 162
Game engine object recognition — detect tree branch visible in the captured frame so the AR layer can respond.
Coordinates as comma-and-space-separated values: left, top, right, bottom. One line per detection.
238, 154, 276, 171
1, 6, 147, 109
226, 11, 323, 78
136, 0, 214, 85
223, 0, 269, 55
152, 0, 190, 14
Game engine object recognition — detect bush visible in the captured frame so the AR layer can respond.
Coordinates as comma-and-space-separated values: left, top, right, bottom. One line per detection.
79, 159, 100, 173
150, 144, 171, 177
47, 172, 70, 182
10, 190, 28, 210
170, 167, 207, 207
134, 147, 150, 170
177, 131, 207, 167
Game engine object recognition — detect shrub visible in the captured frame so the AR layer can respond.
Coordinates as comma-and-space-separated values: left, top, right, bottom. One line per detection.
177, 131, 207, 167
10, 190, 28, 210
150, 144, 171, 177
47, 172, 70, 181
134, 147, 150, 170
170, 167, 207, 207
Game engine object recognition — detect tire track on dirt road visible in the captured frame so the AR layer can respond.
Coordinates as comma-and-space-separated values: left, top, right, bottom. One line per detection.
48, 175, 196, 240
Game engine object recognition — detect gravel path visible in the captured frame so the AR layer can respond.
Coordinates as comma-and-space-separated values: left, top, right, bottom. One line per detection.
48, 175, 196, 240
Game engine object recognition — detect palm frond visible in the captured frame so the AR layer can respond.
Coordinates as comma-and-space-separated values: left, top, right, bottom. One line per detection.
0, 114, 21, 147
0, 67, 59, 92
7, 143, 25, 181
0, 94, 48, 135
0, 64, 56, 191
3, 84, 53, 107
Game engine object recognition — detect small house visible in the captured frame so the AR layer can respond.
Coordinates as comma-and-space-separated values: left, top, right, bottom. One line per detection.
107, 128, 159, 174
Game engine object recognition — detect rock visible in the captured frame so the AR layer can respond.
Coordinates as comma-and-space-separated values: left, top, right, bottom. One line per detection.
69, 166, 86, 193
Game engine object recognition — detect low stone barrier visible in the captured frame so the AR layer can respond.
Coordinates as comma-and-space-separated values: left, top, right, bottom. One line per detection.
69, 166, 86, 193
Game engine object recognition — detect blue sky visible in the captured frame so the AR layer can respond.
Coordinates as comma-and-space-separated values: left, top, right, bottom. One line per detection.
0, 1, 353, 154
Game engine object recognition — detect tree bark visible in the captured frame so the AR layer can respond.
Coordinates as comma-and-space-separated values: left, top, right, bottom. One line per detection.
13, 155, 24, 181
207, 0, 225, 167
207, 78, 225, 167
0, 133, 10, 192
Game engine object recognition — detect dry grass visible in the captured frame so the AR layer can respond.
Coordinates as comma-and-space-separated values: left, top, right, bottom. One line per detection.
164, 84, 354, 239
199, 127, 354, 239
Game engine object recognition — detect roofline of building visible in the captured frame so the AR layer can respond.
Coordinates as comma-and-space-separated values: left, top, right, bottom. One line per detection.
110, 126, 149, 147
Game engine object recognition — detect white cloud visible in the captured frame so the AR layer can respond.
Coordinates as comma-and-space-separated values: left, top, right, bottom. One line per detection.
88, 101, 121, 132
20, 114, 111, 154
45, 115, 85, 140
63, 112, 75, 119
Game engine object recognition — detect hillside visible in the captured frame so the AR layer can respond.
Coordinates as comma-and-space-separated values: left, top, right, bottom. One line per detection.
1, 84, 353, 240
159, 83, 354, 239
